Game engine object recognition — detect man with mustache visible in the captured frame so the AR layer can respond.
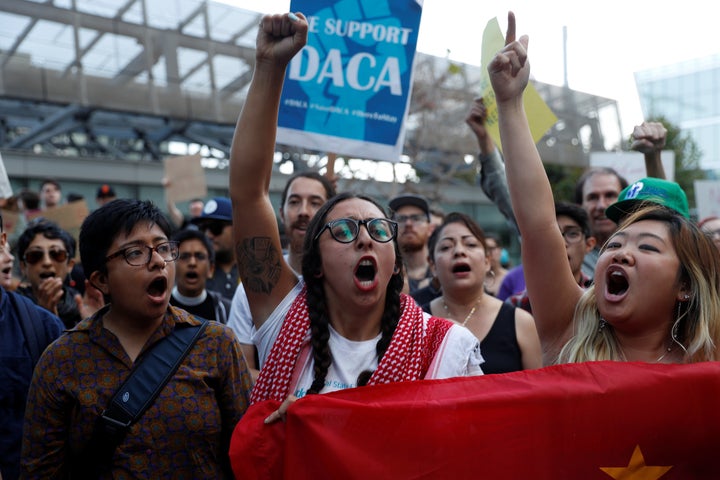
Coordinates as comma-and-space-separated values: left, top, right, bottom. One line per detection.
227, 172, 336, 381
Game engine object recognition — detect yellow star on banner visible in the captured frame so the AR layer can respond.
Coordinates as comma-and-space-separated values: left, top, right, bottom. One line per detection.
600, 445, 672, 479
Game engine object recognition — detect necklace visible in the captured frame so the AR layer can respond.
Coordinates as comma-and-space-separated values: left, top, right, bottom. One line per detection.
443, 298, 481, 327
655, 344, 674, 363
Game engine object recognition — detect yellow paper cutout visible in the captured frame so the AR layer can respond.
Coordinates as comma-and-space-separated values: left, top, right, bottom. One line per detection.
479, 17, 557, 152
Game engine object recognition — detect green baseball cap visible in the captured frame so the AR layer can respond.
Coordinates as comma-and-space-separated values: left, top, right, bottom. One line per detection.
605, 177, 690, 224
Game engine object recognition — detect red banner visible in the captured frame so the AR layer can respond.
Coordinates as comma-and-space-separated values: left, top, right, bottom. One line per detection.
230, 361, 720, 479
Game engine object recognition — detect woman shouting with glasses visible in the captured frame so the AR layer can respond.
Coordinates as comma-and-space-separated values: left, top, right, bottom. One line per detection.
227, 12, 483, 437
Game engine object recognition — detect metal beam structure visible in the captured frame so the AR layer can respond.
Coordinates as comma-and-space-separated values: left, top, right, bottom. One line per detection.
0, 0, 619, 168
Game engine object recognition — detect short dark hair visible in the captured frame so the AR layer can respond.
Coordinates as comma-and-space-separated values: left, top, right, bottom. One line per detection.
573, 167, 628, 205
555, 201, 592, 237
80, 199, 172, 278
171, 228, 215, 265
280, 172, 337, 207
19, 189, 40, 210
17, 219, 76, 261
40, 178, 61, 191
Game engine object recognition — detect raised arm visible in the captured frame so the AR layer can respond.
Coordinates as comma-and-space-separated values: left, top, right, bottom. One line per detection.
488, 12, 582, 362
229, 13, 308, 329
466, 96, 519, 238
631, 121, 667, 179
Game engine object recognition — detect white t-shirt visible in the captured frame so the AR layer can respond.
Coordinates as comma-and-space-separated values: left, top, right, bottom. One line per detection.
254, 281, 484, 398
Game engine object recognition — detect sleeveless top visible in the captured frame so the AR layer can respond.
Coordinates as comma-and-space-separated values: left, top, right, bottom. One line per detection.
423, 302, 521, 374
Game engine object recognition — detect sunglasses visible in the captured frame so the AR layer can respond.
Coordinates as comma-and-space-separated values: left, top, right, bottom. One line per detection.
24, 249, 69, 265
314, 218, 397, 244
200, 222, 229, 236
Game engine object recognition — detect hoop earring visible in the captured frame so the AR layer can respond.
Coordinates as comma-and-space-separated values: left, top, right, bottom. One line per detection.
670, 301, 689, 355
484, 268, 496, 288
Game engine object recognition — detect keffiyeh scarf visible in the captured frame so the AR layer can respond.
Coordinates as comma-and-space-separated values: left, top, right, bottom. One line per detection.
251, 286, 452, 403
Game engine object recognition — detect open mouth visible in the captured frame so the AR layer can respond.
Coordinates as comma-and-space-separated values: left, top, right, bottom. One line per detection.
148, 277, 168, 297
452, 263, 471, 273
354, 259, 377, 283
39, 272, 55, 280
185, 271, 199, 280
607, 270, 629, 296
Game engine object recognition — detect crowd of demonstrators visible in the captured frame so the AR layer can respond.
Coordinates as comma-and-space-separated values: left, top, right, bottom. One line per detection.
227, 171, 336, 381
0, 212, 65, 480
15, 219, 83, 328
21, 198, 252, 478
508, 202, 595, 313
423, 212, 541, 373
226, 13, 482, 438
191, 197, 238, 301
389, 193, 436, 293
170, 228, 232, 324
489, 11, 720, 366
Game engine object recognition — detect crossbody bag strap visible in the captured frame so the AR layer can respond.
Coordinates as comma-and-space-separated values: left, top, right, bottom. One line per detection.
70, 318, 208, 478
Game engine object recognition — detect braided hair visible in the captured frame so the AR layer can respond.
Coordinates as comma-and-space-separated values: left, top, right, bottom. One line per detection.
301, 192, 405, 394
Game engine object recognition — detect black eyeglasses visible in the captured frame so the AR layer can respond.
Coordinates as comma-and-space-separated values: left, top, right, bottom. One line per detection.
106, 241, 179, 266
561, 227, 585, 244
24, 249, 69, 265
199, 222, 229, 236
177, 252, 209, 262
393, 213, 428, 224
314, 218, 397, 244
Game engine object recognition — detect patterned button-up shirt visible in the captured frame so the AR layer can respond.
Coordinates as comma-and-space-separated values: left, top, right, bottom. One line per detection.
21, 305, 252, 479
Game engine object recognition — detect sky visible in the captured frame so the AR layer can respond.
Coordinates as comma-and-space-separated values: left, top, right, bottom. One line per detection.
220, 0, 718, 141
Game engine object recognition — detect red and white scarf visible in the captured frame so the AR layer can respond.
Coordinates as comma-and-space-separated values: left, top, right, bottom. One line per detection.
251, 286, 452, 404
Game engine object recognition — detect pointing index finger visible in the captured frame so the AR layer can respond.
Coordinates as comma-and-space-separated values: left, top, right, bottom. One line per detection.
505, 11, 516, 46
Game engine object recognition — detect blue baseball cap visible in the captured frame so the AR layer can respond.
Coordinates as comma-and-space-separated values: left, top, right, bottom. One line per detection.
191, 197, 232, 223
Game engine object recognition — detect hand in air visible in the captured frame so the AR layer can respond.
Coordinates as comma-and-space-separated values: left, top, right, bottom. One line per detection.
630, 121, 667, 154
487, 12, 530, 105
256, 12, 309, 66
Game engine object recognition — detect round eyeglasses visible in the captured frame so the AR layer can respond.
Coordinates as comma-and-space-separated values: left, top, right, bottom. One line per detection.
314, 218, 398, 244
105, 241, 179, 266
561, 227, 585, 244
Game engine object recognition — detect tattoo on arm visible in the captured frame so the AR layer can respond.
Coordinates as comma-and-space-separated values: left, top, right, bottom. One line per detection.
236, 237, 282, 294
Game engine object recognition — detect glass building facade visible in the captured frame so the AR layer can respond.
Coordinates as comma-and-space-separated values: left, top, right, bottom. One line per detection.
635, 54, 720, 173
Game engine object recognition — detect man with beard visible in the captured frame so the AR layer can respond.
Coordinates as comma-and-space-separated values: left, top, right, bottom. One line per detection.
227, 172, 336, 381
170, 228, 231, 323
389, 193, 434, 294
191, 197, 238, 301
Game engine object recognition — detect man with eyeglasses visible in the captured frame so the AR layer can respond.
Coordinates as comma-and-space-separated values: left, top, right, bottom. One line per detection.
16, 219, 82, 328
191, 197, 238, 301
0, 212, 64, 480
388, 193, 435, 294
169, 228, 231, 324
508, 202, 596, 313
